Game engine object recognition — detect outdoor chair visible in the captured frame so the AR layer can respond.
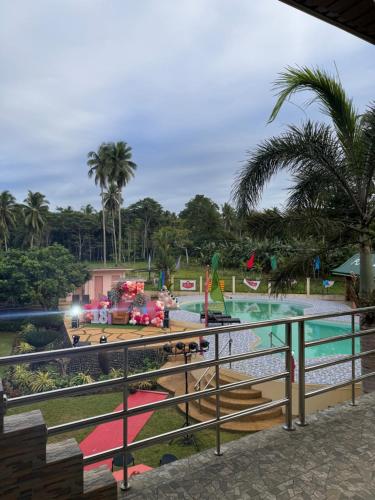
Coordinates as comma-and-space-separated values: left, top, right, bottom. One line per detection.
159, 453, 178, 465
111, 452, 135, 471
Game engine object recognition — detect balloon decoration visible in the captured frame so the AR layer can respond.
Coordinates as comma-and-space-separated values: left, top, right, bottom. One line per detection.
82, 280, 179, 328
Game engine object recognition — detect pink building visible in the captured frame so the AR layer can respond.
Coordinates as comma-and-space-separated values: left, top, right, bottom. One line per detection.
70, 268, 132, 302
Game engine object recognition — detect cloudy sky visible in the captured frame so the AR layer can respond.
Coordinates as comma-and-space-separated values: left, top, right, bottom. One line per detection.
1, 1, 374, 214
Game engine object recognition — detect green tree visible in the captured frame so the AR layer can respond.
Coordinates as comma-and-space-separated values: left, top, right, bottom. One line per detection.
0, 190, 16, 251
153, 226, 177, 286
233, 66, 375, 390
0, 244, 90, 309
128, 198, 164, 259
87, 144, 111, 264
108, 141, 137, 262
23, 191, 49, 248
179, 195, 224, 249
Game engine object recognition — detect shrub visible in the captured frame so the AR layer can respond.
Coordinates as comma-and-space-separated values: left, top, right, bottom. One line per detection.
23, 326, 58, 349
70, 372, 94, 386
30, 371, 57, 392
17, 341, 34, 354
12, 365, 32, 391
109, 368, 124, 378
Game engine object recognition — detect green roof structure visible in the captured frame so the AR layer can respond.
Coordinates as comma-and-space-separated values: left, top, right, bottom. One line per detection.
332, 254, 375, 277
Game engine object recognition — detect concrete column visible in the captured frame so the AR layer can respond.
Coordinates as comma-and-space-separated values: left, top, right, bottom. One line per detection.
199, 276, 203, 294
268, 281, 272, 296
232, 276, 236, 294
306, 277, 311, 296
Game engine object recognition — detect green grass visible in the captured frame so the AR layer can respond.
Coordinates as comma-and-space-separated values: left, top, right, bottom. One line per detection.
0, 332, 17, 375
7, 392, 123, 444
131, 405, 243, 468
6, 389, 243, 468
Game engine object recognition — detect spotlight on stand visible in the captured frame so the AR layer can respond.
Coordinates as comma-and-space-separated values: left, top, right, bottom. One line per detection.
72, 335, 80, 347
188, 342, 198, 353
163, 343, 173, 355
175, 341, 185, 352
99, 335, 107, 344
199, 339, 210, 352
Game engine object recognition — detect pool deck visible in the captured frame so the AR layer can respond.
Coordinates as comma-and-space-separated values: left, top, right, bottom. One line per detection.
171, 295, 360, 385
120, 392, 375, 499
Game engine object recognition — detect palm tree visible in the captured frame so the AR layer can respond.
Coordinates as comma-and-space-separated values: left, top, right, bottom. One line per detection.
0, 190, 16, 251
108, 141, 137, 263
87, 144, 111, 264
233, 66, 375, 391
23, 191, 49, 248
103, 183, 120, 263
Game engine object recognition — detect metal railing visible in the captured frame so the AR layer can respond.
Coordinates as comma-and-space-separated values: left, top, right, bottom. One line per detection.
269, 331, 285, 348
194, 336, 233, 392
1, 305, 375, 492
0, 318, 294, 492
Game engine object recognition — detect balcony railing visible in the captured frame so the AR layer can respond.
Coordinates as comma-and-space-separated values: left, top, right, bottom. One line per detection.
1, 305, 375, 492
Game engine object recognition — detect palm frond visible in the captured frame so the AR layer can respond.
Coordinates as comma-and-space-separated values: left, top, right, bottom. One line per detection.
269, 65, 359, 151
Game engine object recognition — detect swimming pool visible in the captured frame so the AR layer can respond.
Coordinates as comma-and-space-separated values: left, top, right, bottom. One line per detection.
181, 300, 358, 359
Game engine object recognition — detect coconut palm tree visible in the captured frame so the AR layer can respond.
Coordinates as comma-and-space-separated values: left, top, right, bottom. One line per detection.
103, 183, 120, 263
87, 144, 111, 264
108, 142, 137, 262
233, 66, 375, 391
23, 191, 49, 248
0, 190, 16, 251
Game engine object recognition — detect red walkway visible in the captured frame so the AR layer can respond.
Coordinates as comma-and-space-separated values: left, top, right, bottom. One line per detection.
80, 390, 168, 471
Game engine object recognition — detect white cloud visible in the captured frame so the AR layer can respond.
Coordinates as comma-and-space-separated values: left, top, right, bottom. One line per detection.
0, 0, 373, 211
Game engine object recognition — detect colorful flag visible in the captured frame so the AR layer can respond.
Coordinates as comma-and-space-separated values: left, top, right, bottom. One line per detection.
247, 253, 255, 270
175, 255, 181, 270
270, 255, 277, 271
323, 280, 334, 288
210, 253, 227, 313
314, 256, 321, 271
243, 279, 260, 291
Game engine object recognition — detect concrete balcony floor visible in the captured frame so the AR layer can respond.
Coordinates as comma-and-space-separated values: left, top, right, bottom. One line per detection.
120, 393, 375, 499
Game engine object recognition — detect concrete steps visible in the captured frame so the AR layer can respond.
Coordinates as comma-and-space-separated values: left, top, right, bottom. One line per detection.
158, 360, 285, 433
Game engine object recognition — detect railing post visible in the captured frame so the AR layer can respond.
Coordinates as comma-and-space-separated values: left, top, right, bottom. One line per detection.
214, 333, 222, 456
232, 276, 236, 294
199, 276, 203, 294
296, 321, 307, 426
120, 346, 130, 491
283, 323, 295, 431
229, 336, 233, 369
351, 314, 357, 406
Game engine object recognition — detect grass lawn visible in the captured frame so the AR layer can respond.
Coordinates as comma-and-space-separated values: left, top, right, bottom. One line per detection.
0, 331, 17, 375
6, 389, 244, 468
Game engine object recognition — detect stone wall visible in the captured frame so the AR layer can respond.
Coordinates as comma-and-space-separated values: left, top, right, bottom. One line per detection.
67, 347, 168, 377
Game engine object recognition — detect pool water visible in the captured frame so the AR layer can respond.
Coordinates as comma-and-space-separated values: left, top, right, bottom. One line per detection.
181, 300, 359, 359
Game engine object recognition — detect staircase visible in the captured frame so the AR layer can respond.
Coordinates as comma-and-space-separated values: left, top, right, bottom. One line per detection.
0, 381, 117, 499
158, 359, 284, 432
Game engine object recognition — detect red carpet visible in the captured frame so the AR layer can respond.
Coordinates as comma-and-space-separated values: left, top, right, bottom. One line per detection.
80, 390, 168, 471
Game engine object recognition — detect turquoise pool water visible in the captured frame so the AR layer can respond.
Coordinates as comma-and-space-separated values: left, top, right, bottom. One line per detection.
181, 300, 359, 359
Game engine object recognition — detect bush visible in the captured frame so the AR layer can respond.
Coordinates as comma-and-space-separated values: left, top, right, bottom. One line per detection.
30, 371, 57, 392
21, 323, 58, 349
17, 341, 34, 354
70, 372, 94, 386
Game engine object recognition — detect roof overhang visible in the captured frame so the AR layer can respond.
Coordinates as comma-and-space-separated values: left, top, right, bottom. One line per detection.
279, 0, 375, 45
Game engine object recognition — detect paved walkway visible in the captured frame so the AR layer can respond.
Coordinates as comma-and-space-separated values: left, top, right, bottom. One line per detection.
120, 393, 375, 499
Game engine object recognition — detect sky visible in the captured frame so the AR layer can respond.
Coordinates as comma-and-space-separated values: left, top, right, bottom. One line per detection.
0, 0, 374, 214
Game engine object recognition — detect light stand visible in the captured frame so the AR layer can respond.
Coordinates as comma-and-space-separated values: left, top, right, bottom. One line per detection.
163, 340, 209, 451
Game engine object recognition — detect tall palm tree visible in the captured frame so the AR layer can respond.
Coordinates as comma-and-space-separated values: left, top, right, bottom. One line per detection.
23, 191, 49, 248
103, 183, 120, 263
233, 66, 375, 391
108, 142, 137, 262
0, 190, 16, 251
87, 144, 111, 264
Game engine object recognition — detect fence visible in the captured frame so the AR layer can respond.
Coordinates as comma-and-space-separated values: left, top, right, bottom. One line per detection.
2, 306, 375, 492
172, 276, 345, 295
